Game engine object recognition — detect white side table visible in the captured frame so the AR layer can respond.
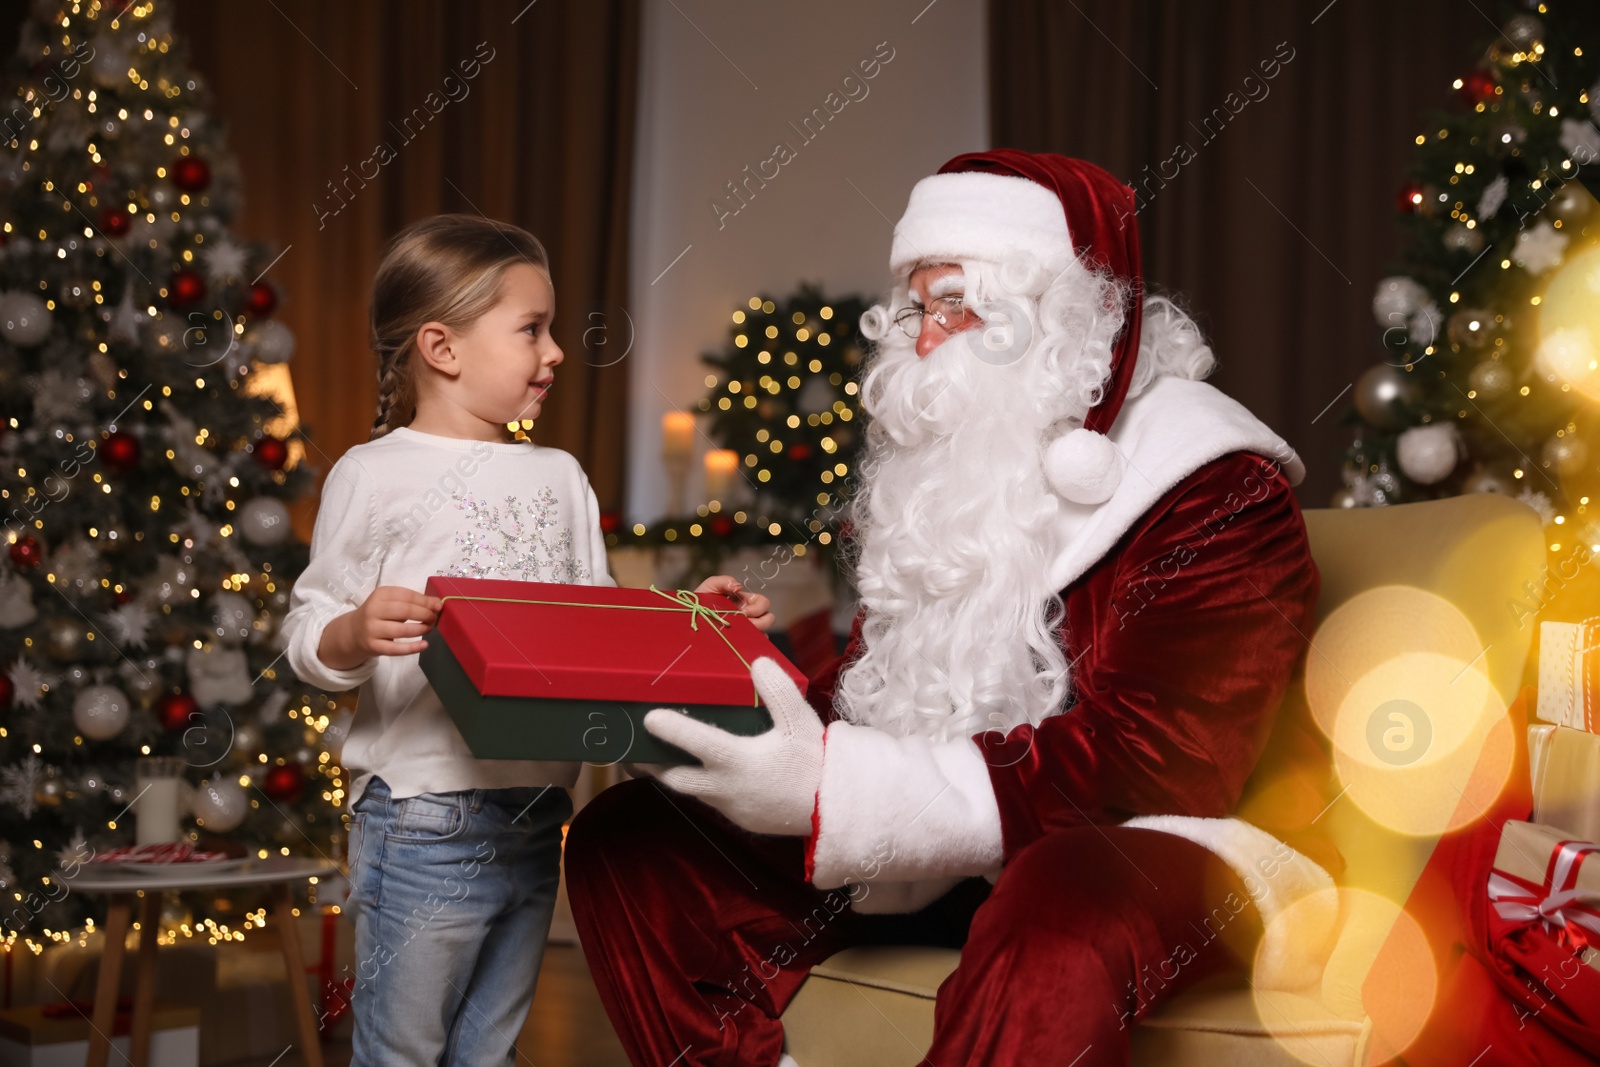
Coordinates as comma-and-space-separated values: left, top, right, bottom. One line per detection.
68, 856, 339, 1067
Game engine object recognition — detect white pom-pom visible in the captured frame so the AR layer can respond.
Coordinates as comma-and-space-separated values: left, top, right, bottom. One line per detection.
1045, 428, 1124, 504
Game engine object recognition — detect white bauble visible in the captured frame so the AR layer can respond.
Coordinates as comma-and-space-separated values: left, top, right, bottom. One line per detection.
72, 684, 131, 740
238, 497, 291, 546
210, 591, 254, 645
192, 777, 248, 832
247, 319, 296, 364
1397, 424, 1461, 485
1371, 277, 1429, 327
0, 291, 52, 346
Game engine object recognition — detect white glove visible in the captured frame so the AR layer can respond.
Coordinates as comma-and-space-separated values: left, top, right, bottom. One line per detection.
641, 656, 823, 836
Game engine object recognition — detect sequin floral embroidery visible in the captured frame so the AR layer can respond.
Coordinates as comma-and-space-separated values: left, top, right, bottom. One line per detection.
444, 488, 591, 583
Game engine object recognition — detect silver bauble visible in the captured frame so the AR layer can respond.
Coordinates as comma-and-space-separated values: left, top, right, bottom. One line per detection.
1469, 359, 1515, 400
73, 684, 131, 740
210, 591, 253, 644
192, 777, 248, 832
238, 497, 291, 546
1543, 435, 1590, 478
0, 291, 52, 346
1397, 424, 1462, 485
1354, 364, 1413, 430
45, 616, 86, 661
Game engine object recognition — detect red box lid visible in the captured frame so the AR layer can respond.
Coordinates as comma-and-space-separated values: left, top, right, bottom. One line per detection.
426, 576, 809, 706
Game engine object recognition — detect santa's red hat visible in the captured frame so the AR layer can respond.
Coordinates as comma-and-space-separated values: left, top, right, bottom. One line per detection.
888, 149, 1142, 506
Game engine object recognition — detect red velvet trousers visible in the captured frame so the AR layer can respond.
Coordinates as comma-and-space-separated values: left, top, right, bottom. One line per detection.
565, 778, 1264, 1067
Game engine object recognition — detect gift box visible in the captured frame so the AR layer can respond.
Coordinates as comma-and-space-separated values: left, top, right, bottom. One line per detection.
1488, 820, 1600, 975
1537, 619, 1600, 731
0, 1001, 199, 1067
1530, 723, 1600, 845
420, 576, 806, 764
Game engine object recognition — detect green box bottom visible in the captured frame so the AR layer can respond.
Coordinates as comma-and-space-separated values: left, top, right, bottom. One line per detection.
420, 630, 775, 765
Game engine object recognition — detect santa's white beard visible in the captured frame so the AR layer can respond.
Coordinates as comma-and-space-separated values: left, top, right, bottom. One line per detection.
834, 315, 1078, 743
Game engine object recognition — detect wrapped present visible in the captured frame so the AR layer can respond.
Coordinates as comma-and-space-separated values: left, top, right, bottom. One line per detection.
1488, 820, 1600, 975
1537, 619, 1600, 731
1531, 723, 1600, 845
420, 576, 806, 764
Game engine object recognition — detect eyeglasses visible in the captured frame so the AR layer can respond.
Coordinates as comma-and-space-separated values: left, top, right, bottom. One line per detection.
892, 295, 968, 339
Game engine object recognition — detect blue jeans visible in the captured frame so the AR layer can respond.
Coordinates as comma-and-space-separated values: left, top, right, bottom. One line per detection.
344, 776, 572, 1066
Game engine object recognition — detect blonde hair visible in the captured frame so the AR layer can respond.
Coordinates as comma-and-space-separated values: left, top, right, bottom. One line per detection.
368, 213, 551, 438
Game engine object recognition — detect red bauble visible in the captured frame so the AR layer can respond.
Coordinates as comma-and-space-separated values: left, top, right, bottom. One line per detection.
1459, 69, 1497, 106
157, 692, 200, 732
244, 282, 277, 318
252, 434, 289, 470
786, 442, 814, 462
98, 206, 130, 236
0, 671, 13, 710
168, 269, 205, 308
710, 515, 734, 537
1397, 181, 1423, 214
101, 431, 141, 473
113, 588, 133, 606
263, 763, 304, 803
599, 510, 622, 535
170, 156, 211, 193
9, 535, 41, 569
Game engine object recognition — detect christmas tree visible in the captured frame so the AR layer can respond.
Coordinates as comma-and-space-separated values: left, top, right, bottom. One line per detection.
1342, 0, 1600, 552
0, 0, 341, 947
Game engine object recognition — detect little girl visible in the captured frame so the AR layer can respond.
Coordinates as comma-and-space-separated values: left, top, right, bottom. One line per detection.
282, 213, 773, 1066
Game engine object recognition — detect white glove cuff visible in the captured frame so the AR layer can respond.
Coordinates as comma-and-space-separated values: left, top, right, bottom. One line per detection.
806, 721, 1004, 889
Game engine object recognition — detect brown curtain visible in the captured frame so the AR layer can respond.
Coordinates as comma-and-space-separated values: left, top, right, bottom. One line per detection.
990, 0, 1487, 506
168, 0, 638, 529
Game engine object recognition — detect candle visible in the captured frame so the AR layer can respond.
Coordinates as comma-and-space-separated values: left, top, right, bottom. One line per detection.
705, 449, 739, 501
662, 411, 695, 460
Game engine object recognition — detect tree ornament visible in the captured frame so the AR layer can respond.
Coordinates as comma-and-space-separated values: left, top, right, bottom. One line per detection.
187, 645, 253, 706
1459, 69, 1497, 106
238, 497, 291, 546
1396, 181, 1423, 214
1468, 359, 1515, 400
1543, 434, 1589, 479
244, 282, 276, 318
1354, 364, 1413, 430
9, 535, 42, 569
1502, 13, 1543, 49
1446, 307, 1495, 350
0, 570, 38, 627
72, 684, 130, 741
45, 616, 86, 661
251, 434, 288, 470
0, 291, 52, 346
168, 268, 205, 309
245, 319, 295, 364
1462, 468, 1518, 495
1550, 181, 1594, 223
170, 155, 210, 193
1397, 424, 1462, 485
101, 430, 141, 473
210, 591, 253, 644
98, 205, 130, 236
263, 763, 304, 803
157, 691, 200, 732
1442, 223, 1485, 255
192, 777, 247, 831
145, 553, 197, 605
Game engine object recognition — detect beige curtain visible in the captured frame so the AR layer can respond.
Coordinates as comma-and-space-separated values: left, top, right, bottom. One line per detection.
170, 0, 639, 530
990, 0, 1486, 505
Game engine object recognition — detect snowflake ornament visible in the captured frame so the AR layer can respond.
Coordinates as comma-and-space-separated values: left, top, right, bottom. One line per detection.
1518, 486, 1556, 526
202, 237, 249, 285
1515, 221, 1569, 274
106, 284, 143, 346
1559, 118, 1600, 162
1477, 175, 1509, 220
56, 829, 89, 871
0, 755, 45, 819
7, 655, 48, 709
103, 601, 155, 649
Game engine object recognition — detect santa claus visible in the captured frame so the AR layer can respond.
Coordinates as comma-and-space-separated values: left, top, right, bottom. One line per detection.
564, 149, 1339, 1066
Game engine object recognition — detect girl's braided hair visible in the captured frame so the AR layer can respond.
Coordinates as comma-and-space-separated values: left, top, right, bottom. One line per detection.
368, 213, 551, 438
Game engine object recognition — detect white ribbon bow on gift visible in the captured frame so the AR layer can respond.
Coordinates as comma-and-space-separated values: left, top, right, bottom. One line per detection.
1488, 838, 1600, 951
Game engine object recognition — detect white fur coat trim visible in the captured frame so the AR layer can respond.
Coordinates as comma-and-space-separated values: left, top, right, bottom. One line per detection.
1122, 814, 1339, 992
1047, 375, 1306, 592
809, 721, 1004, 893
808, 726, 1338, 990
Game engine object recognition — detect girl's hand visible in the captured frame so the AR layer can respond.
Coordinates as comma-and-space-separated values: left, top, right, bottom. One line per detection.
318, 586, 444, 671
695, 575, 775, 633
